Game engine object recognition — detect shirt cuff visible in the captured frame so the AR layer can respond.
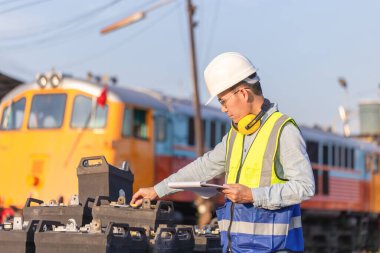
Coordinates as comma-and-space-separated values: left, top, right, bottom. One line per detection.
154, 181, 169, 198
252, 188, 266, 208
154, 180, 181, 198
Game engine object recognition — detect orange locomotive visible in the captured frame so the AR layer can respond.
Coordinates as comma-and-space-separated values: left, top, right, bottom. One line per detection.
0, 72, 228, 209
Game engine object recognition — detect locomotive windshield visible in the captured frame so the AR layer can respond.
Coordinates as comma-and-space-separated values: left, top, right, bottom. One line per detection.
0, 97, 26, 130
28, 94, 66, 129
71, 95, 108, 128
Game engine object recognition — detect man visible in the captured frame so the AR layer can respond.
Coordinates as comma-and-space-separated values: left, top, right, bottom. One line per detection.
131, 52, 315, 252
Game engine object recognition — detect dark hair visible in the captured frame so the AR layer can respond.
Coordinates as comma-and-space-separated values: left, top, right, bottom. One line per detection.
245, 73, 262, 95
250, 82, 262, 96
227, 73, 263, 96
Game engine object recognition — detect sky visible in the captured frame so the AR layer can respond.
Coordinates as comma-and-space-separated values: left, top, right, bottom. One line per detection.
0, 0, 379, 135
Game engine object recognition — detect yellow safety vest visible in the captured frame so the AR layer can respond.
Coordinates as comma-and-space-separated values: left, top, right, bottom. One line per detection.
219, 112, 304, 252
225, 111, 296, 187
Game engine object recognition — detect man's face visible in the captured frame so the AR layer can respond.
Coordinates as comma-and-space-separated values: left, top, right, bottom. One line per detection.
217, 87, 251, 123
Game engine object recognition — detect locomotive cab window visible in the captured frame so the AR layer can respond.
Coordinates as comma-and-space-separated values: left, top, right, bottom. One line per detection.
0, 97, 26, 130
122, 107, 132, 136
29, 94, 66, 129
133, 108, 148, 139
71, 95, 108, 129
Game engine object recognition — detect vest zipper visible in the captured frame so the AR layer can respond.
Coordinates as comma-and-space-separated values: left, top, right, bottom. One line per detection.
226, 138, 245, 252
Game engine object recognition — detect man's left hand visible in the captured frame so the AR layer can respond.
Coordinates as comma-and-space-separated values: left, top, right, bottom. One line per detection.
221, 184, 254, 203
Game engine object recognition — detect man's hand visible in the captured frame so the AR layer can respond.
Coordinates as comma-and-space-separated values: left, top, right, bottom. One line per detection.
220, 184, 254, 203
130, 187, 158, 207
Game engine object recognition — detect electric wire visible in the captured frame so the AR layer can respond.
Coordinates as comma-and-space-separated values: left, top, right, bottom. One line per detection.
0, 0, 27, 7
0, 0, 160, 76
57, 2, 180, 70
0, 0, 54, 15
0, 0, 122, 44
0, 1, 161, 49
175, 0, 187, 72
1, 0, 156, 41
200, 0, 221, 67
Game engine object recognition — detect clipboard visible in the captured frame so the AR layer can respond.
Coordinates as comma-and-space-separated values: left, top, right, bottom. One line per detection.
168, 181, 228, 199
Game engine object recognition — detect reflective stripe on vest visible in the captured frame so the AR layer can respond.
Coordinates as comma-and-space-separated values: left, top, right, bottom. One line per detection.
218, 215, 302, 235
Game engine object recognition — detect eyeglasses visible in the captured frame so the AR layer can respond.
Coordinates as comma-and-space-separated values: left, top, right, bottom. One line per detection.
218, 89, 241, 107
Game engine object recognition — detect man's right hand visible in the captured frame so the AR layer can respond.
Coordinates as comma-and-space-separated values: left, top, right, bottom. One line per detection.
130, 187, 158, 207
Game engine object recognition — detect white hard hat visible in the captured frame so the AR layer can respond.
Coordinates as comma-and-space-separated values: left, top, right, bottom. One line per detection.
204, 52, 259, 105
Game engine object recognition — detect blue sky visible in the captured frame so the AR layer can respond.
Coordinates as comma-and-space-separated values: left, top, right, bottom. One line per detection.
0, 0, 379, 134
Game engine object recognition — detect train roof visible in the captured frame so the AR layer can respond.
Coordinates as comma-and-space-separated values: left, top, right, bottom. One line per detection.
1, 76, 228, 121
2, 75, 380, 150
121, 85, 228, 120
300, 125, 380, 152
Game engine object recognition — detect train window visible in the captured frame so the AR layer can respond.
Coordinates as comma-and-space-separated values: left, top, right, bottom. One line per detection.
210, 121, 216, 148
322, 144, 328, 165
335, 145, 341, 167
188, 117, 195, 146
155, 115, 166, 142
0, 97, 26, 130
29, 94, 66, 129
332, 145, 336, 166
221, 122, 227, 137
322, 170, 329, 195
71, 95, 108, 128
344, 147, 349, 169
306, 141, 318, 163
122, 107, 132, 136
337, 146, 342, 167
313, 169, 319, 195
351, 148, 355, 169
133, 108, 148, 139
340, 146, 345, 168
203, 120, 207, 147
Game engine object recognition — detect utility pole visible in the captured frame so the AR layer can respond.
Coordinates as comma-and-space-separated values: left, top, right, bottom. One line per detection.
186, 0, 203, 157
186, 0, 211, 228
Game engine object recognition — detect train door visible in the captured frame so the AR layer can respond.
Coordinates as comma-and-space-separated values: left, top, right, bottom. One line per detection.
112, 105, 155, 192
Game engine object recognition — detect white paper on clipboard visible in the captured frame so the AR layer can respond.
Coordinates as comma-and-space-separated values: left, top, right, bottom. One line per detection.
168, 181, 228, 199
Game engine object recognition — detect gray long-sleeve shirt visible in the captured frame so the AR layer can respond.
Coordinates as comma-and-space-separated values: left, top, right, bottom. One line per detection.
154, 103, 315, 210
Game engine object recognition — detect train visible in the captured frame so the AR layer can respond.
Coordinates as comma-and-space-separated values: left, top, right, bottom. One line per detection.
1, 71, 380, 252
0, 71, 228, 209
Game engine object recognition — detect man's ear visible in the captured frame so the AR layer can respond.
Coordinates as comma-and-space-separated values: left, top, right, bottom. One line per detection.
244, 88, 254, 103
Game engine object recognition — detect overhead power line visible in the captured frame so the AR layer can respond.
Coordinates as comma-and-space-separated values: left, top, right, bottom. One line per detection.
0, 0, 26, 7
0, 0, 54, 15
58, 2, 180, 69
1, 0, 122, 43
201, 0, 221, 66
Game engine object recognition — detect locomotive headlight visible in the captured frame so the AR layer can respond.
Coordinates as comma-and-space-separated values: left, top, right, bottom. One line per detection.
50, 73, 62, 87
36, 74, 48, 88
